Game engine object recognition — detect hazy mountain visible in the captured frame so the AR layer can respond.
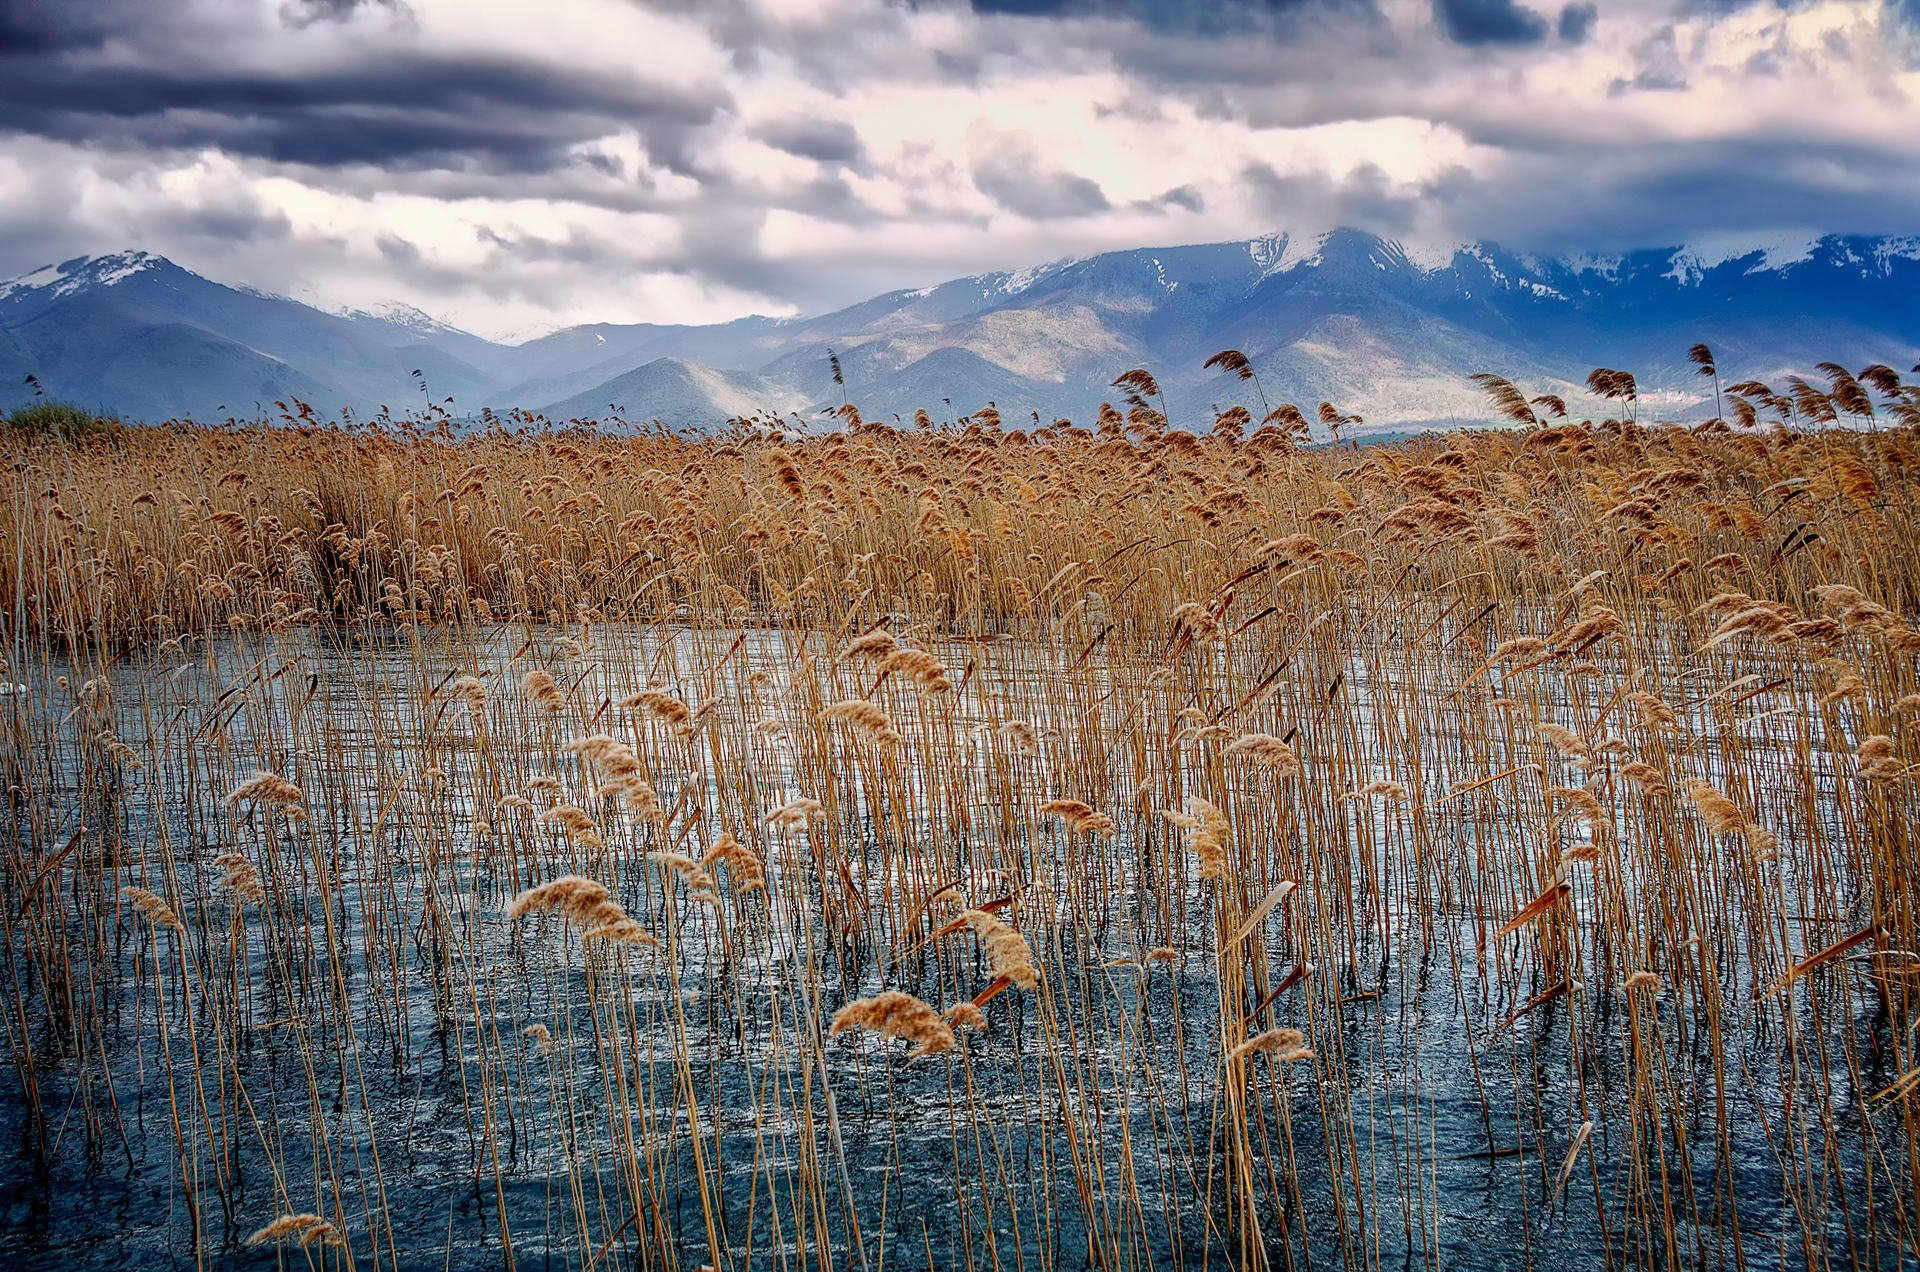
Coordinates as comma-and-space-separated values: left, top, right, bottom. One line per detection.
542, 357, 806, 425
0, 251, 496, 421
3, 231, 1916, 431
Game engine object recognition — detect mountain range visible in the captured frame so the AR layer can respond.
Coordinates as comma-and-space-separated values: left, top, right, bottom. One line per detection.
3, 230, 1917, 433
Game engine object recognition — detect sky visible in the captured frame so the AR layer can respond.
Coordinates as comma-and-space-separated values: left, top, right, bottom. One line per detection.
0, 0, 1916, 338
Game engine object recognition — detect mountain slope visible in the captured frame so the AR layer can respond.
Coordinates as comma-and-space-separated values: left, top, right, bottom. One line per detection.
542, 357, 807, 426
3, 232, 1915, 430
0, 252, 496, 420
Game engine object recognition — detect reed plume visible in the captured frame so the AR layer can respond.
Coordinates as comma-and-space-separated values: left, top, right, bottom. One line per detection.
1687, 783, 1747, 836
225, 769, 304, 809
950, 908, 1040, 990
822, 699, 902, 746
700, 830, 766, 892
877, 647, 953, 693
621, 688, 695, 731
450, 674, 487, 713
1039, 798, 1116, 837
843, 628, 899, 661
1225, 732, 1301, 775
1229, 1027, 1313, 1064
768, 796, 825, 830
122, 886, 181, 931
1167, 797, 1231, 883
522, 668, 565, 711
247, 1214, 344, 1248
1858, 735, 1904, 781
509, 875, 658, 947
650, 851, 722, 906
210, 852, 265, 903
542, 804, 606, 849
829, 990, 956, 1060
945, 1001, 987, 1031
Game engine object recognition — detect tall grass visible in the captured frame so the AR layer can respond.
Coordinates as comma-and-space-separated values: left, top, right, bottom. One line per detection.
1, 364, 1917, 1269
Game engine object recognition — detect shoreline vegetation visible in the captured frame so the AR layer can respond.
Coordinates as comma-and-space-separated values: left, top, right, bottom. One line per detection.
1, 352, 1917, 1268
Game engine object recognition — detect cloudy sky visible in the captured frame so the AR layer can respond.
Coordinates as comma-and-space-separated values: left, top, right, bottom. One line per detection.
1, 0, 1916, 337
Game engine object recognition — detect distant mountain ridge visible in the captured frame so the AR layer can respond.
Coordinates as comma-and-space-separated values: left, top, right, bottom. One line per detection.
2, 230, 1916, 431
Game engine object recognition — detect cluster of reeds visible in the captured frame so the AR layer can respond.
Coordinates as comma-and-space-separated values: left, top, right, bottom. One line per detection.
1, 354, 1917, 1269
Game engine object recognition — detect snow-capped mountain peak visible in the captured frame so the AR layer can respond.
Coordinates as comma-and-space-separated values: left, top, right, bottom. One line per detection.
971, 254, 1082, 299
1664, 232, 1824, 285
1248, 230, 1333, 278
0, 250, 165, 303
1394, 237, 1468, 273
335, 299, 467, 336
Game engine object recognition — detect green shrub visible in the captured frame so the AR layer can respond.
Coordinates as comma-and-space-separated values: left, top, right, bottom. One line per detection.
4, 400, 122, 442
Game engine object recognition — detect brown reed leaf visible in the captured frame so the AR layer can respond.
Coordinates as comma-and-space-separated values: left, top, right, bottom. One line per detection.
1495, 881, 1571, 940
1490, 978, 1572, 1035
1225, 880, 1295, 949
1760, 924, 1879, 999
1548, 1121, 1593, 1209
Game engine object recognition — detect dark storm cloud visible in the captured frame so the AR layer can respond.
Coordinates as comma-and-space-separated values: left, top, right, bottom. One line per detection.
962, 0, 1379, 37
0, 52, 729, 172
1240, 161, 1429, 240
0, 3, 727, 177
169, 203, 298, 247
921, 0, 1403, 100
376, 234, 424, 265
751, 118, 866, 166
1432, 0, 1550, 45
280, 0, 409, 28
1413, 134, 1920, 255
1153, 185, 1206, 212
1557, 3, 1595, 42
973, 156, 1110, 217
0, 0, 117, 54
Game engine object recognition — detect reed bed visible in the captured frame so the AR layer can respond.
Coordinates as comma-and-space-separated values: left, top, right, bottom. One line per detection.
1, 384, 1918, 1269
